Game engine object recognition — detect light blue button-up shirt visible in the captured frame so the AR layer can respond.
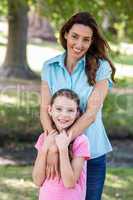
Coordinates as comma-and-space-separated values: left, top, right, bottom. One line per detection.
41, 52, 113, 158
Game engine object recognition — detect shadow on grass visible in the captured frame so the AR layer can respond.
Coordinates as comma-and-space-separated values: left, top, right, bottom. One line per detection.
0, 165, 38, 200
103, 168, 133, 200
0, 166, 133, 200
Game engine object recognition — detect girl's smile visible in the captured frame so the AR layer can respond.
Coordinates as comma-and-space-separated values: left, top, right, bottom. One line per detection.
49, 96, 78, 131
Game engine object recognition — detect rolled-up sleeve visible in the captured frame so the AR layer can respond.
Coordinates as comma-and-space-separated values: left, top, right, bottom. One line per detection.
41, 61, 50, 82
96, 60, 113, 89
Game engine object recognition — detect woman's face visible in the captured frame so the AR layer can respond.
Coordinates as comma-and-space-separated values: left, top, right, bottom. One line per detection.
65, 24, 93, 61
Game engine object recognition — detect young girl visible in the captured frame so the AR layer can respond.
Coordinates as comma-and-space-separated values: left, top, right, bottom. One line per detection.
32, 89, 90, 200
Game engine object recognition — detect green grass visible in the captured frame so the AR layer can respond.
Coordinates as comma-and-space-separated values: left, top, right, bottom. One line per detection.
0, 166, 37, 200
0, 166, 133, 200
115, 77, 133, 87
109, 42, 133, 66
103, 168, 133, 200
0, 41, 133, 75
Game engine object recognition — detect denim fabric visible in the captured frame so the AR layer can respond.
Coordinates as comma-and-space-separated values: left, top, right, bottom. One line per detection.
85, 155, 106, 200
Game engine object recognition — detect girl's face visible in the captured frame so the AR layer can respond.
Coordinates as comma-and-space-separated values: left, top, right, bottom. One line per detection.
65, 24, 93, 62
49, 96, 78, 131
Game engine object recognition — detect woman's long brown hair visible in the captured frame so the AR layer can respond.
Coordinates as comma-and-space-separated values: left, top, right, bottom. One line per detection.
60, 12, 116, 85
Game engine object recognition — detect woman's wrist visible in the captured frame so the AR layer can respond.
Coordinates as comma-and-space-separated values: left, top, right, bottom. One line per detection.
49, 129, 58, 135
58, 146, 68, 153
40, 147, 48, 155
67, 129, 74, 141
50, 144, 59, 153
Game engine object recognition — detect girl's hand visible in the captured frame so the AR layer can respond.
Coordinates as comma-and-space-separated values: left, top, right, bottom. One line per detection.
55, 130, 72, 151
42, 130, 57, 152
45, 130, 60, 179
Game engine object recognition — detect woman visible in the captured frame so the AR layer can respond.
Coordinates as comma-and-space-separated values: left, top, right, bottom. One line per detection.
40, 12, 115, 200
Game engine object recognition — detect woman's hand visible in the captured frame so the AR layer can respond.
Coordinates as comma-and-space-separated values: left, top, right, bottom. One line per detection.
46, 145, 60, 179
55, 130, 72, 151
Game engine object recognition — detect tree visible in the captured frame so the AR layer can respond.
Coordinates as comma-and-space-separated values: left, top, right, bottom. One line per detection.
0, 0, 37, 79
39, 0, 133, 41
0, 0, 133, 80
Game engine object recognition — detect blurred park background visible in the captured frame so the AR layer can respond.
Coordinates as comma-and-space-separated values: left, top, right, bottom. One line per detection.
0, 0, 133, 199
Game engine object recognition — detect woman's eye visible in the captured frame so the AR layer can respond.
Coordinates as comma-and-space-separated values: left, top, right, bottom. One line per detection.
84, 38, 90, 42
72, 34, 78, 39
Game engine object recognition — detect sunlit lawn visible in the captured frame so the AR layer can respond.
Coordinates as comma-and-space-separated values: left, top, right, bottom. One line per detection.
0, 41, 133, 78
0, 166, 133, 200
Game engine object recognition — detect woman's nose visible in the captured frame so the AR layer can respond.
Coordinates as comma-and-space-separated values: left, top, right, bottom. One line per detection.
75, 39, 83, 49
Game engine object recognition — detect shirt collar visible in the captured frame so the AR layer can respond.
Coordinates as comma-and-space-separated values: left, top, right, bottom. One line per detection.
48, 51, 86, 69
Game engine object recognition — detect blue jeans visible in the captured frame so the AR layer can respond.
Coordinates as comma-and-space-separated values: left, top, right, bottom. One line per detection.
85, 155, 106, 200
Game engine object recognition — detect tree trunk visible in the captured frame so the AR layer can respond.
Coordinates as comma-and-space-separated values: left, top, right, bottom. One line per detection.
0, 0, 37, 79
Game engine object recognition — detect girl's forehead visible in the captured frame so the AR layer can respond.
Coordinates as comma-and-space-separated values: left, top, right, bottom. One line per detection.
53, 96, 77, 107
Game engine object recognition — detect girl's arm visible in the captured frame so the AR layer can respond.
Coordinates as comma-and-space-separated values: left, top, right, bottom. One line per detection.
32, 132, 57, 187
68, 80, 109, 140
59, 148, 84, 188
32, 149, 48, 187
55, 131, 87, 188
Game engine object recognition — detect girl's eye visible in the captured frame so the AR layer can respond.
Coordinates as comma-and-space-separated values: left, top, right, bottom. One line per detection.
56, 107, 62, 111
68, 109, 74, 112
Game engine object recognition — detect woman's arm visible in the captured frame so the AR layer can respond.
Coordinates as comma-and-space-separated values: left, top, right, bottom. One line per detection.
68, 80, 109, 140
40, 81, 55, 133
40, 81, 60, 178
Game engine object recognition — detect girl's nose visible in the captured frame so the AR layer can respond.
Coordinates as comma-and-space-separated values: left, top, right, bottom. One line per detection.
62, 111, 69, 117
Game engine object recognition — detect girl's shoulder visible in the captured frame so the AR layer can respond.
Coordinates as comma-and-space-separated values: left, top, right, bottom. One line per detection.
34, 133, 45, 151
72, 134, 90, 159
73, 134, 89, 149
74, 134, 88, 143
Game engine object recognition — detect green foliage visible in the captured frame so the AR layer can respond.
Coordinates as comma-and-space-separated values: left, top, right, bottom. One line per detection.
0, 0, 133, 41
0, 85, 42, 143
0, 0, 36, 16
0, 78, 132, 142
110, 51, 133, 66
103, 91, 133, 138
37, 0, 133, 41
0, 0, 8, 15
37, 0, 106, 30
